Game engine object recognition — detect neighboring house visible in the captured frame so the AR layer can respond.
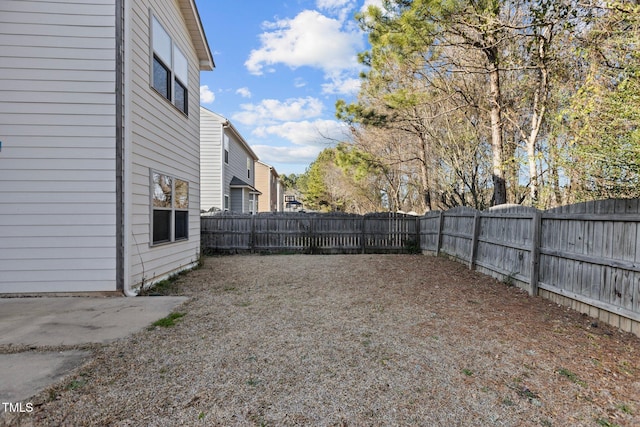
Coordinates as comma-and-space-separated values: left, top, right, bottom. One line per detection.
285, 195, 304, 212
255, 161, 283, 213
200, 108, 261, 214
0, 0, 214, 294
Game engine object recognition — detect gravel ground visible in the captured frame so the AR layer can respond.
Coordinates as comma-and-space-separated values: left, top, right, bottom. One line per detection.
3, 254, 640, 426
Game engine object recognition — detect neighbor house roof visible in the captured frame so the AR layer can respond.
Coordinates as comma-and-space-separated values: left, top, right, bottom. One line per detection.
179, 0, 214, 70
256, 160, 279, 178
200, 107, 259, 160
230, 176, 262, 195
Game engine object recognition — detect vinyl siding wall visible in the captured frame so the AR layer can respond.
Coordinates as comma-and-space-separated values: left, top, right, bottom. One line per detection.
225, 132, 255, 213
127, 0, 201, 289
230, 188, 244, 213
198, 110, 256, 214
0, 0, 118, 293
199, 108, 222, 211
255, 162, 272, 212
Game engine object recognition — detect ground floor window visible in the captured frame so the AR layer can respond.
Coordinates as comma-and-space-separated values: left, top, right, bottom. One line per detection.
151, 171, 189, 245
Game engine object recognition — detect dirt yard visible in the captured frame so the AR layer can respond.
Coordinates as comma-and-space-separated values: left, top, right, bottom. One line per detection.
5, 255, 640, 426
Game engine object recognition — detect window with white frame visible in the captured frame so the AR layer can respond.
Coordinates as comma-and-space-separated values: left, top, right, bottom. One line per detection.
152, 171, 189, 244
247, 157, 251, 179
151, 15, 188, 115
223, 135, 229, 164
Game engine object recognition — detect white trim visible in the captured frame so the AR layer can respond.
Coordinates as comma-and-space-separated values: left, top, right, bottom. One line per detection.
180, 0, 214, 70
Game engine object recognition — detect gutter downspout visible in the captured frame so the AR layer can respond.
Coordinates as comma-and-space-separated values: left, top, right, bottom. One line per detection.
115, 0, 127, 295
118, 0, 137, 296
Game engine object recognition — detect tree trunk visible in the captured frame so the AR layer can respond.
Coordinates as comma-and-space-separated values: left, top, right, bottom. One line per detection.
487, 47, 507, 206
526, 34, 549, 208
417, 133, 433, 212
549, 143, 562, 207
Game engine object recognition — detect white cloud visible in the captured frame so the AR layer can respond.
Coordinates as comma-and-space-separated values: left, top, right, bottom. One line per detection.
361, 0, 384, 13
251, 144, 323, 165
200, 85, 215, 104
245, 10, 363, 77
316, 0, 354, 10
316, 0, 356, 21
236, 87, 252, 98
294, 77, 307, 88
322, 73, 361, 95
250, 120, 348, 166
253, 119, 348, 146
231, 97, 324, 126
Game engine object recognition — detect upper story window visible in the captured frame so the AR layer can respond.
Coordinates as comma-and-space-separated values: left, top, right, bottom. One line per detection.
223, 135, 229, 164
247, 157, 252, 179
151, 15, 188, 115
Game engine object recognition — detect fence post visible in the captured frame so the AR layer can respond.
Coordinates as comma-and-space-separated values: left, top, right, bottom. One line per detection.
415, 216, 421, 253
310, 214, 316, 252
361, 215, 366, 254
469, 211, 481, 270
529, 211, 542, 296
250, 214, 256, 252
436, 211, 444, 256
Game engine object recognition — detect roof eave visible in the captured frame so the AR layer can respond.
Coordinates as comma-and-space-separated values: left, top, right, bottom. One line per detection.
256, 160, 279, 178
200, 107, 260, 161
224, 121, 259, 161
180, 0, 214, 71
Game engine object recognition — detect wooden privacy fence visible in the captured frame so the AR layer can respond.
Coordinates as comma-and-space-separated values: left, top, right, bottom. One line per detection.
421, 199, 640, 335
201, 212, 419, 254
201, 199, 640, 336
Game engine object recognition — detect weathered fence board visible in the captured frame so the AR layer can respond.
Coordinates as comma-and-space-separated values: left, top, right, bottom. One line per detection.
419, 212, 440, 252
439, 206, 476, 263
536, 199, 640, 328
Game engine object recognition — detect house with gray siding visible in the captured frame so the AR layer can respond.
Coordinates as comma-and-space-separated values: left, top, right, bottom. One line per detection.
0, 0, 214, 294
200, 108, 261, 214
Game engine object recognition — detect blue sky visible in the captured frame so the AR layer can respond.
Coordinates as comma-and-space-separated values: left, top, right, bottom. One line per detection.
194, 0, 383, 176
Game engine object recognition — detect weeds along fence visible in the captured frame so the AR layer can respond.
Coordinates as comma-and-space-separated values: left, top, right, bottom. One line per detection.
201, 212, 419, 255
201, 199, 640, 336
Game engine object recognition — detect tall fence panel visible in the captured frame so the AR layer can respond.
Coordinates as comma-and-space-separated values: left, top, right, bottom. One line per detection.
202, 212, 418, 254
419, 212, 440, 252
252, 214, 314, 252
311, 214, 363, 253
474, 205, 538, 288
201, 214, 252, 251
537, 199, 640, 332
419, 199, 640, 336
439, 207, 476, 264
364, 212, 418, 252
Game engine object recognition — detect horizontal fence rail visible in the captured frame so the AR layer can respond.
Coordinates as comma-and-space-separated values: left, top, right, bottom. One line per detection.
201, 199, 640, 336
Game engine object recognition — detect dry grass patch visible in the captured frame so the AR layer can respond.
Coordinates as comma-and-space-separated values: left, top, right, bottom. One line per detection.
5, 255, 640, 426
